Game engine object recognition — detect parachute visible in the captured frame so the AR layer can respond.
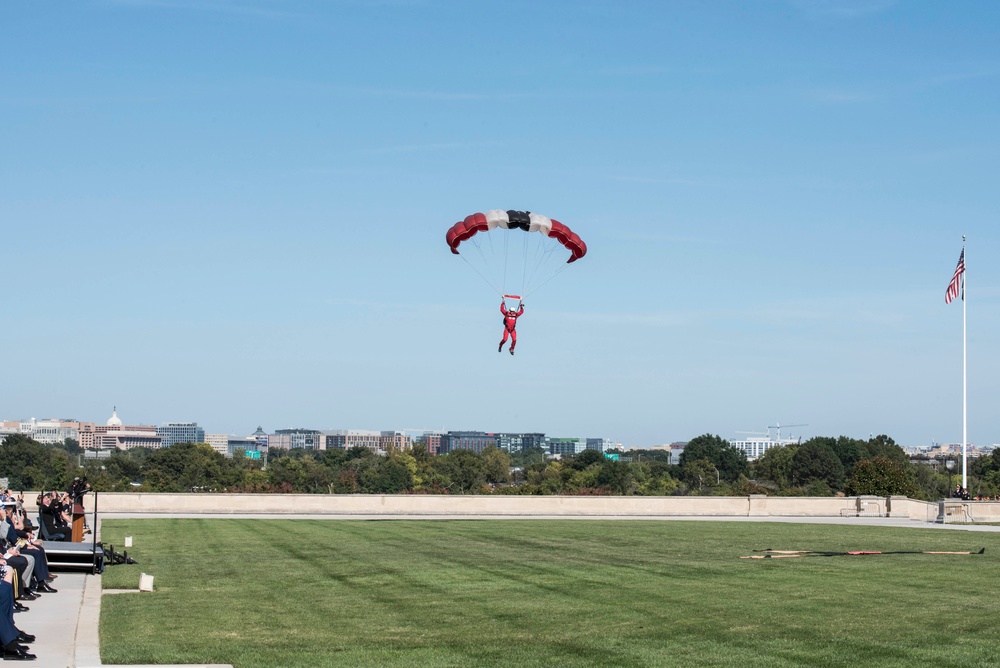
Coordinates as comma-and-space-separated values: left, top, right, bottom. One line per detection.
446, 210, 586, 299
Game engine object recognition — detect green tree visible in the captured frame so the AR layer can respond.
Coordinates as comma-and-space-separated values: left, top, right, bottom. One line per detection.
732, 474, 770, 496
682, 458, 719, 492
907, 462, 947, 501
624, 449, 676, 465
60, 438, 82, 455
595, 460, 636, 495
845, 456, 918, 496
827, 436, 868, 474
0, 434, 72, 491
526, 460, 565, 495
865, 434, 908, 464
299, 456, 335, 493
511, 446, 547, 471
791, 440, 845, 491
971, 450, 1000, 478
433, 449, 487, 493
565, 466, 602, 493
481, 446, 513, 485
679, 434, 748, 483
568, 449, 605, 470
634, 461, 678, 496
360, 456, 414, 493
142, 442, 240, 492
752, 444, 797, 490
79, 452, 143, 492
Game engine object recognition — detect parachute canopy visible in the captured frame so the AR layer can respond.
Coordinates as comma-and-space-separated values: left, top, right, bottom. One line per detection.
446, 210, 586, 263
446, 209, 586, 300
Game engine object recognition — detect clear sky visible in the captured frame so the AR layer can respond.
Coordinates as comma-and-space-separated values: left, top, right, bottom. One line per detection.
2, 1, 998, 447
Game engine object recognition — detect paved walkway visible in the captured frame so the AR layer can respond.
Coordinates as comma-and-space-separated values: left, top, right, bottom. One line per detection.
25, 512, 999, 667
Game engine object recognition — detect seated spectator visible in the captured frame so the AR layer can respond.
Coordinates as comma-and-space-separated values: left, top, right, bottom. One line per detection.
0, 507, 56, 597
38, 494, 68, 542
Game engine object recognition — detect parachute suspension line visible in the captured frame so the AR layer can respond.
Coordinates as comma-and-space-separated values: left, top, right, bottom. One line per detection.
469, 235, 499, 288
465, 232, 506, 296
522, 259, 570, 300
502, 229, 511, 296
520, 228, 530, 298
522, 234, 558, 296
486, 222, 497, 270
459, 252, 503, 297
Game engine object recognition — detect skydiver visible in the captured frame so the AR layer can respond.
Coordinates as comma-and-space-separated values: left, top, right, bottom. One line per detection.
498, 300, 524, 355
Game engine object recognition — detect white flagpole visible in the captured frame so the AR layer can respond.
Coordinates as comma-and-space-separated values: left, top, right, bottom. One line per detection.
962, 235, 967, 489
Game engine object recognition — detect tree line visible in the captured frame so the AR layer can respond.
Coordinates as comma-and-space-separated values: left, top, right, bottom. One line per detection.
0, 432, 993, 500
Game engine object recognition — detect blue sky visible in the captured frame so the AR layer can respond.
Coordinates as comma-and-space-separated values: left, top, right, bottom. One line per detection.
2, 0, 998, 447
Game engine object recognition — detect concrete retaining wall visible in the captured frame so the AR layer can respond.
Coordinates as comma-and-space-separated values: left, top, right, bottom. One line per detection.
30, 492, 942, 521
937, 499, 1000, 524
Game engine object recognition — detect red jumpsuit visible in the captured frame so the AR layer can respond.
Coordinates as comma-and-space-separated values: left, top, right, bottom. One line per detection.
498, 302, 524, 354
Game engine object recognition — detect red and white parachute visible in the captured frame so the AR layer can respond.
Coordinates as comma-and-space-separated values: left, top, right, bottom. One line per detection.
446, 209, 586, 299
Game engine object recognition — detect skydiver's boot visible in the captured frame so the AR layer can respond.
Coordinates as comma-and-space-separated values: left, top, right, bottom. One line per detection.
510, 346, 515, 356
498, 342, 504, 353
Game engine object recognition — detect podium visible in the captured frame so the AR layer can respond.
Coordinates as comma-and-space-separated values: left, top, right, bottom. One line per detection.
71, 503, 86, 542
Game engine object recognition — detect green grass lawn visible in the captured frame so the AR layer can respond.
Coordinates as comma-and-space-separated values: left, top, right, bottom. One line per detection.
98, 519, 1000, 667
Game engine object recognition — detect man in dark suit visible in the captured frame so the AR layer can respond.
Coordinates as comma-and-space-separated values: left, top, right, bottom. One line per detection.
37, 495, 67, 542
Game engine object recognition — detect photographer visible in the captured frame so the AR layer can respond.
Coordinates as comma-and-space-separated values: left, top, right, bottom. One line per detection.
68, 478, 91, 507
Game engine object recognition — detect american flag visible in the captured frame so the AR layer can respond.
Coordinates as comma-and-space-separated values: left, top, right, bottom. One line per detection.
945, 248, 965, 305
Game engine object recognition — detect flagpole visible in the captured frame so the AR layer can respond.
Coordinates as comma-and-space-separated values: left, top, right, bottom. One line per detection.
962, 235, 967, 489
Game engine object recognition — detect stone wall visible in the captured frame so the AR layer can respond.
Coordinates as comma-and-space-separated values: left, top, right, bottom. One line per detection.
28, 492, 943, 521
937, 499, 1000, 524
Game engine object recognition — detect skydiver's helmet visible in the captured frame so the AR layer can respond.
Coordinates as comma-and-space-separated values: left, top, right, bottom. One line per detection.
507, 309, 517, 316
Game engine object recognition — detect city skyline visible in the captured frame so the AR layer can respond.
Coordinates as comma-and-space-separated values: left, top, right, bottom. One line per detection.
3, 2, 999, 447
1, 408, 988, 450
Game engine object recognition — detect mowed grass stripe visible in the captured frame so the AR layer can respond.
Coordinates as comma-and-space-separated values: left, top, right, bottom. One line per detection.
99, 520, 1000, 667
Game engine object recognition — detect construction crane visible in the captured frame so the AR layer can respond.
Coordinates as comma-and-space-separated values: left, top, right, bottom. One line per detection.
768, 423, 808, 441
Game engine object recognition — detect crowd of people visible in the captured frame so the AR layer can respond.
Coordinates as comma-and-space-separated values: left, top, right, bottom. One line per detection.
0, 489, 58, 661
0, 478, 92, 661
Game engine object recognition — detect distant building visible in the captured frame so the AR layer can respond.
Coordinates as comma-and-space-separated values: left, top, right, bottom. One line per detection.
250, 426, 269, 453
0, 418, 95, 445
228, 435, 262, 458
440, 431, 497, 454
269, 428, 321, 450
324, 430, 381, 451
494, 432, 546, 454
730, 436, 797, 461
204, 433, 230, 456
379, 431, 412, 451
0, 423, 16, 443
91, 408, 162, 450
317, 430, 411, 453
157, 422, 205, 448
429, 432, 609, 456
433, 431, 548, 455
546, 437, 587, 456
586, 438, 613, 453
414, 432, 445, 455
